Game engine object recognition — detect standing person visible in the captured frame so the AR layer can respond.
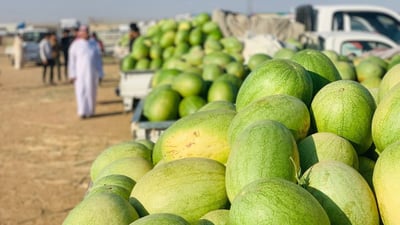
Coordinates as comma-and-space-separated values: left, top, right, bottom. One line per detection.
68, 25, 104, 119
39, 32, 55, 85
60, 29, 72, 80
50, 32, 62, 82
91, 32, 105, 55
13, 33, 24, 70
128, 23, 140, 52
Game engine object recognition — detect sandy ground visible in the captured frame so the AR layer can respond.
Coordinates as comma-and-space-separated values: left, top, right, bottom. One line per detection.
0, 47, 134, 225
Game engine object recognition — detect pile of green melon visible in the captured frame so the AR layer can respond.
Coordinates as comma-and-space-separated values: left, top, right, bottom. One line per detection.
120, 12, 251, 121
64, 37, 400, 224
120, 13, 244, 72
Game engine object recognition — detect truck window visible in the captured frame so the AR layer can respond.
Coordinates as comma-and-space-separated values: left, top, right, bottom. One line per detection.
22, 32, 46, 43
347, 12, 400, 44
350, 16, 375, 32
332, 12, 344, 31
341, 40, 391, 56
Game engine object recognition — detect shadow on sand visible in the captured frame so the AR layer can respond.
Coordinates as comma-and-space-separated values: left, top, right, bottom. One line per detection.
97, 99, 122, 105
90, 111, 125, 118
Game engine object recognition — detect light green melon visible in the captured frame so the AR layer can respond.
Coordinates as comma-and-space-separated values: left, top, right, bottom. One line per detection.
130, 158, 227, 224
291, 49, 341, 96
129, 213, 189, 225
229, 178, 330, 225
235, 59, 313, 110
311, 80, 376, 154
371, 83, 400, 152
301, 160, 379, 225
373, 141, 400, 225
226, 120, 300, 202
298, 132, 359, 173
197, 209, 229, 225
62, 192, 139, 225
95, 156, 153, 183
90, 141, 152, 181
228, 94, 310, 145
154, 109, 236, 164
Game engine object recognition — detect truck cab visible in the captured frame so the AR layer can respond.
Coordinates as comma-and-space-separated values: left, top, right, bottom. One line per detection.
295, 4, 400, 44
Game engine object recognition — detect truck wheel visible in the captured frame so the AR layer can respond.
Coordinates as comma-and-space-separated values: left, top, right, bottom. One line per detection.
295, 4, 314, 31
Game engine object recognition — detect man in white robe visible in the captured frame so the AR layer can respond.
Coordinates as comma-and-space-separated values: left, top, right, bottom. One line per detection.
68, 25, 104, 119
13, 33, 23, 70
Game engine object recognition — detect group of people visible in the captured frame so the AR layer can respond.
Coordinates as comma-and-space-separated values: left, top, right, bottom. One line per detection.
13, 23, 138, 120
39, 31, 66, 85
39, 29, 104, 86
36, 26, 105, 119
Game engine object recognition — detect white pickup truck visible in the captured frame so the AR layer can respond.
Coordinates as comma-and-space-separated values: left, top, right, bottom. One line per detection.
295, 4, 400, 44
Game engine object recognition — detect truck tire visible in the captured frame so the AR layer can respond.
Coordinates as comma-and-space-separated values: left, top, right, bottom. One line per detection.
295, 4, 314, 31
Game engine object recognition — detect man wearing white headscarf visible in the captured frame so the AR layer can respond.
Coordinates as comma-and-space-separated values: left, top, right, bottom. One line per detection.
68, 25, 104, 119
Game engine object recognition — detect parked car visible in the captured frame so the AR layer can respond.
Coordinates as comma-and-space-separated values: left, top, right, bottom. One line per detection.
5, 28, 49, 66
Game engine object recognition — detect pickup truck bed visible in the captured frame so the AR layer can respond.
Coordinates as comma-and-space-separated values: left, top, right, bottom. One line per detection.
130, 99, 175, 141
117, 70, 154, 112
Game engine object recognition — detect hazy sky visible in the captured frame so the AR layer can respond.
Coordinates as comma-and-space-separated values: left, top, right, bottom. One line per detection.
0, 0, 399, 24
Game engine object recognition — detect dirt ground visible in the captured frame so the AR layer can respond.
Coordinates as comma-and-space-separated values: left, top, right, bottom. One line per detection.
0, 46, 134, 225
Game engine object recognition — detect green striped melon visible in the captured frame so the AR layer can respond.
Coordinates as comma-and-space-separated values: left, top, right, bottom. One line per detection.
178, 95, 207, 118
90, 141, 152, 181
85, 184, 132, 201
334, 60, 356, 80
247, 53, 272, 71
207, 79, 238, 103
378, 63, 400, 103
298, 132, 359, 173
130, 158, 227, 224
88, 174, 135, 200
371, 83, 400, 153
171, 72, 205, 97
322, 50, 339, 61
197, 100, 236, 112
311, 80, 376, 154
129, 213, 189, 225
197, 209, 229, 225
154, 109, 236, 164
229, 178, 330, 225
62, 192, 139, 225
226, 120, 299, 202
95, 156, 153, 183
143, 85, 181, 122
273, 48, 296, 59
235, 59, 313, 110
291, 49, 341, 96
228, 94, 310, 145
373, 141, 400, 225
301, 160, 379, 225
355, 60, 385, 82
